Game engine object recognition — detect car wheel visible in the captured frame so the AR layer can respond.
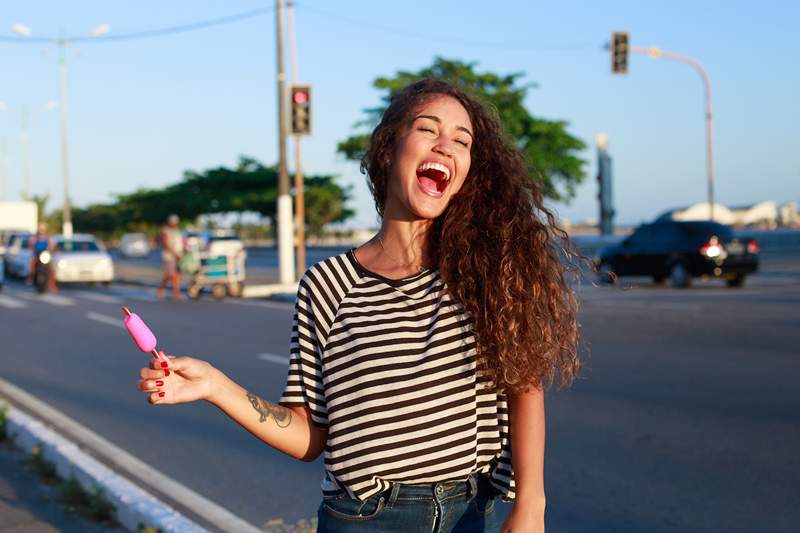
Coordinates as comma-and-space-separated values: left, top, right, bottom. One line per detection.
596, 263, 618, 285
726, 275, 746, 288
669, 262, 691, 288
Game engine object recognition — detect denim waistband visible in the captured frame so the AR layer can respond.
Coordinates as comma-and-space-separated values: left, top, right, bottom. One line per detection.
384, 472, 481, 503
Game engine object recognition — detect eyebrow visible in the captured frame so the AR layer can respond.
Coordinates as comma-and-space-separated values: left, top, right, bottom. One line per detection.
414, 114, 473, 139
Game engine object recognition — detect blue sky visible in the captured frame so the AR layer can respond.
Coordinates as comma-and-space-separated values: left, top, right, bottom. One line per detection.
0, 0, 797, 227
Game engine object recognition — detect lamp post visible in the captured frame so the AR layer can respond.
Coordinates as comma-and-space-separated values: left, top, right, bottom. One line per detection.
12, 23, 110, 237
631, 45, 715, 221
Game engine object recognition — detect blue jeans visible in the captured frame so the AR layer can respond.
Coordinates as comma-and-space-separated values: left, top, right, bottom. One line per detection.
317, 472, 499, 532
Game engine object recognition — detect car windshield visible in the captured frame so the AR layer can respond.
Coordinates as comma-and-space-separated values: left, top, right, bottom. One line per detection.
681, 222, 733, 239
56, 240, 100, 252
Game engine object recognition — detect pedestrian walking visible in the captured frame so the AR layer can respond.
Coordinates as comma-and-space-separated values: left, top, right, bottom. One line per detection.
156, 214, 184, 301
136, 79, 582, 532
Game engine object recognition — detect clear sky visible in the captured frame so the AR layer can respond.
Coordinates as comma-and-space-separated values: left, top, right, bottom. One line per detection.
0, 0, 797, 227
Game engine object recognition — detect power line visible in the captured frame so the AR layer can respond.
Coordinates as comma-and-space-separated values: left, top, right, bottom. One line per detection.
0, 6, 275, 44
295, 3, 597, 52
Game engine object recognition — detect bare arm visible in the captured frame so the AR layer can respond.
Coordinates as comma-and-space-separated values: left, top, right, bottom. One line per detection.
138, 356, 328, 462
501, 386, 546, 532
208, 368, 328, 462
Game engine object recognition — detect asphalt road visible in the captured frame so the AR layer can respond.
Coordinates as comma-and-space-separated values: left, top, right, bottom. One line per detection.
1, 253, 798, 532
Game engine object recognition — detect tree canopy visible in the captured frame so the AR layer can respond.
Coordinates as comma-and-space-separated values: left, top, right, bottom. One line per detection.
337, 57, 587, 202
70, 156, 353, 238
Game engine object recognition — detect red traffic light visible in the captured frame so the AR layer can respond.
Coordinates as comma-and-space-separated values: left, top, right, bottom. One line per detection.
293, 90, 309, 104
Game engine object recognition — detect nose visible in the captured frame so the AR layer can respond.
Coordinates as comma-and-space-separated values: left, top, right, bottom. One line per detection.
433, 139, 455, 158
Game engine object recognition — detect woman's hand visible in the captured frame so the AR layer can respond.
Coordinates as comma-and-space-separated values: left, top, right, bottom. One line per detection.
137, 352, 215, 405
500, 501, 545, 533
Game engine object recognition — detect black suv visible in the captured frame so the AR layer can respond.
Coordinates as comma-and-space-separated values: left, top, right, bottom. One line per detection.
595, 221, 759, 288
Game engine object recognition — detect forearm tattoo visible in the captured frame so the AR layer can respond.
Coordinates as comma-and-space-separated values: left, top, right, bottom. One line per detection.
246, 391, 292, 428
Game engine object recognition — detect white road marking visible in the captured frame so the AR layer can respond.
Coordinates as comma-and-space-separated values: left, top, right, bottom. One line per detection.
0, 294, 28, 309
86, 311, 125, 329
73, 291, 123, 304
257, 353, 289, 365
37, 293, 76, 306
225, 298, 293, 310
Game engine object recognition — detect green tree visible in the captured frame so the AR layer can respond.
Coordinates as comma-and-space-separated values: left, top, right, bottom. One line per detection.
337, 57, 586, 202
70, 156, 354, 238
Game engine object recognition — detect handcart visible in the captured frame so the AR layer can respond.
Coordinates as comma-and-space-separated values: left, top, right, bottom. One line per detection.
186, 249, 246, 300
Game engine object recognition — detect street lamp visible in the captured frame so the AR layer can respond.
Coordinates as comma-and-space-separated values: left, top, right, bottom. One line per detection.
12, 23, 110, 238
631, 44, 716, 221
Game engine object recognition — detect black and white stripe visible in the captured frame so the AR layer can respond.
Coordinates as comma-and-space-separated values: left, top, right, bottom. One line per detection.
280, 250, 515, 502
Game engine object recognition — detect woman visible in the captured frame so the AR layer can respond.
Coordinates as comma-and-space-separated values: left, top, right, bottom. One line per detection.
137, 79, 581, 532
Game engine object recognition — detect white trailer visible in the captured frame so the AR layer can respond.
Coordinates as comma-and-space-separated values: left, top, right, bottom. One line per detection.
0, 201, 38, 233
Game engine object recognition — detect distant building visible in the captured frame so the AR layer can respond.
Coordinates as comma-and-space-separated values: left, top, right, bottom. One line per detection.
656, 203, 736, 225
656, 201, 797, 228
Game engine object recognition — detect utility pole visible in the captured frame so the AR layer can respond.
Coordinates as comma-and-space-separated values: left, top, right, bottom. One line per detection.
57, 33, 73, 238
275, 0, 295, 283
287, 0, 306, 276
21, 106, 31, 199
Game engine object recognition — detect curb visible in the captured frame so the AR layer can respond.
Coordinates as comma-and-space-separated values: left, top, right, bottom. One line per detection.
5, 405, 206, 532
0, 378, 262, 533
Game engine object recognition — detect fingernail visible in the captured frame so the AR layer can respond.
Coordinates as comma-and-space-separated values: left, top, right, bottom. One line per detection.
156, 380, 164, 386
158, 392, 165, 397
164, 369, 170, 377
160, 361, 169, 368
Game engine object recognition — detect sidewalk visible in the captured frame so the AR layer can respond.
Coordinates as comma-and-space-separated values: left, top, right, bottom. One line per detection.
0, 439, 124, 532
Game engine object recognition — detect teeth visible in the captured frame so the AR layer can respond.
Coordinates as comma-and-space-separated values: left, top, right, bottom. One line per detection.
417, 161, 450, 180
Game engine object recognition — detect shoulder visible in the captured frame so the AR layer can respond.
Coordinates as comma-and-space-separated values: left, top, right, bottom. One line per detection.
298, 250, 360, 299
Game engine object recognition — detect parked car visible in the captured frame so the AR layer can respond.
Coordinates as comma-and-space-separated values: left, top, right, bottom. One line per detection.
51, 234, 114, 285
4, 233, 32, 278
594, 221, 760, 288
119, 232, 151, 258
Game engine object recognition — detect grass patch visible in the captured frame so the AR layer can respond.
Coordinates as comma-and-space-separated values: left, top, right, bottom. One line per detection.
59, 476, 118, 525
263, 517, 318, 533
26, 444, 58, 484
24, 442, 118, 526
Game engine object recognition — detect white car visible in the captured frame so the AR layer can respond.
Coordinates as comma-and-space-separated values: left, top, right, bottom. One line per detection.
51, 235, 114, 285
119, 232, 151, 258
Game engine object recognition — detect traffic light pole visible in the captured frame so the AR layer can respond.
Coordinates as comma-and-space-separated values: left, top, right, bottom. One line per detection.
275, 0, 295, 284
631, 46, 715, 221
287, 0, 305, 277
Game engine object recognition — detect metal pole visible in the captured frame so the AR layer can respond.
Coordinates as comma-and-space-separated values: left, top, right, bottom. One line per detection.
21, 106, 31, 199
287, 0, 305, 276
275, 0, 295, 283
57, 35, 73, 237
632, 46, 714, 221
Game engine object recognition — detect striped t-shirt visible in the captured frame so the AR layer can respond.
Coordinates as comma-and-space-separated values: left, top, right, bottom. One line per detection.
279, 250, 516, 502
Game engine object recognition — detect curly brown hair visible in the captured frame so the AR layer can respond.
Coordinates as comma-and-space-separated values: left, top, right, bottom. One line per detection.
362, 79, 583, 393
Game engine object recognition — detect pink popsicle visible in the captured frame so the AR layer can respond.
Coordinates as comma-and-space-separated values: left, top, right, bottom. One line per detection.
122, 307, 168, 362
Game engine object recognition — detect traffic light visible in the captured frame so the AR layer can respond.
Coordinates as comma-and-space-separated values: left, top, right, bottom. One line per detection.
291, 85, 311, 135
611, 32, 629, 74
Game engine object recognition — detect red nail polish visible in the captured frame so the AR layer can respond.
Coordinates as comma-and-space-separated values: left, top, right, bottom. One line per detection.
164, 369, 170, 377
160, 361, 169, 368
158, 391, 165, 397
156, 380, 164, 386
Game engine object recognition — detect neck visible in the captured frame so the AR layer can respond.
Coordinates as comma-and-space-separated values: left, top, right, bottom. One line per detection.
377, 217, 433, 269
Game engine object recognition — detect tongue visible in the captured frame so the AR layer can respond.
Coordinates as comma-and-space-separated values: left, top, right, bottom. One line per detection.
418, 175, 440, 195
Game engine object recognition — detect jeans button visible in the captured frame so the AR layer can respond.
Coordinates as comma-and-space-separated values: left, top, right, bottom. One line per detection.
436, 486, 443, 494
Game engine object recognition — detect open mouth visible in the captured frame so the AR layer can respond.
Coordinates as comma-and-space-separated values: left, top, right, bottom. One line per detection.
416, 161, 451, 197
